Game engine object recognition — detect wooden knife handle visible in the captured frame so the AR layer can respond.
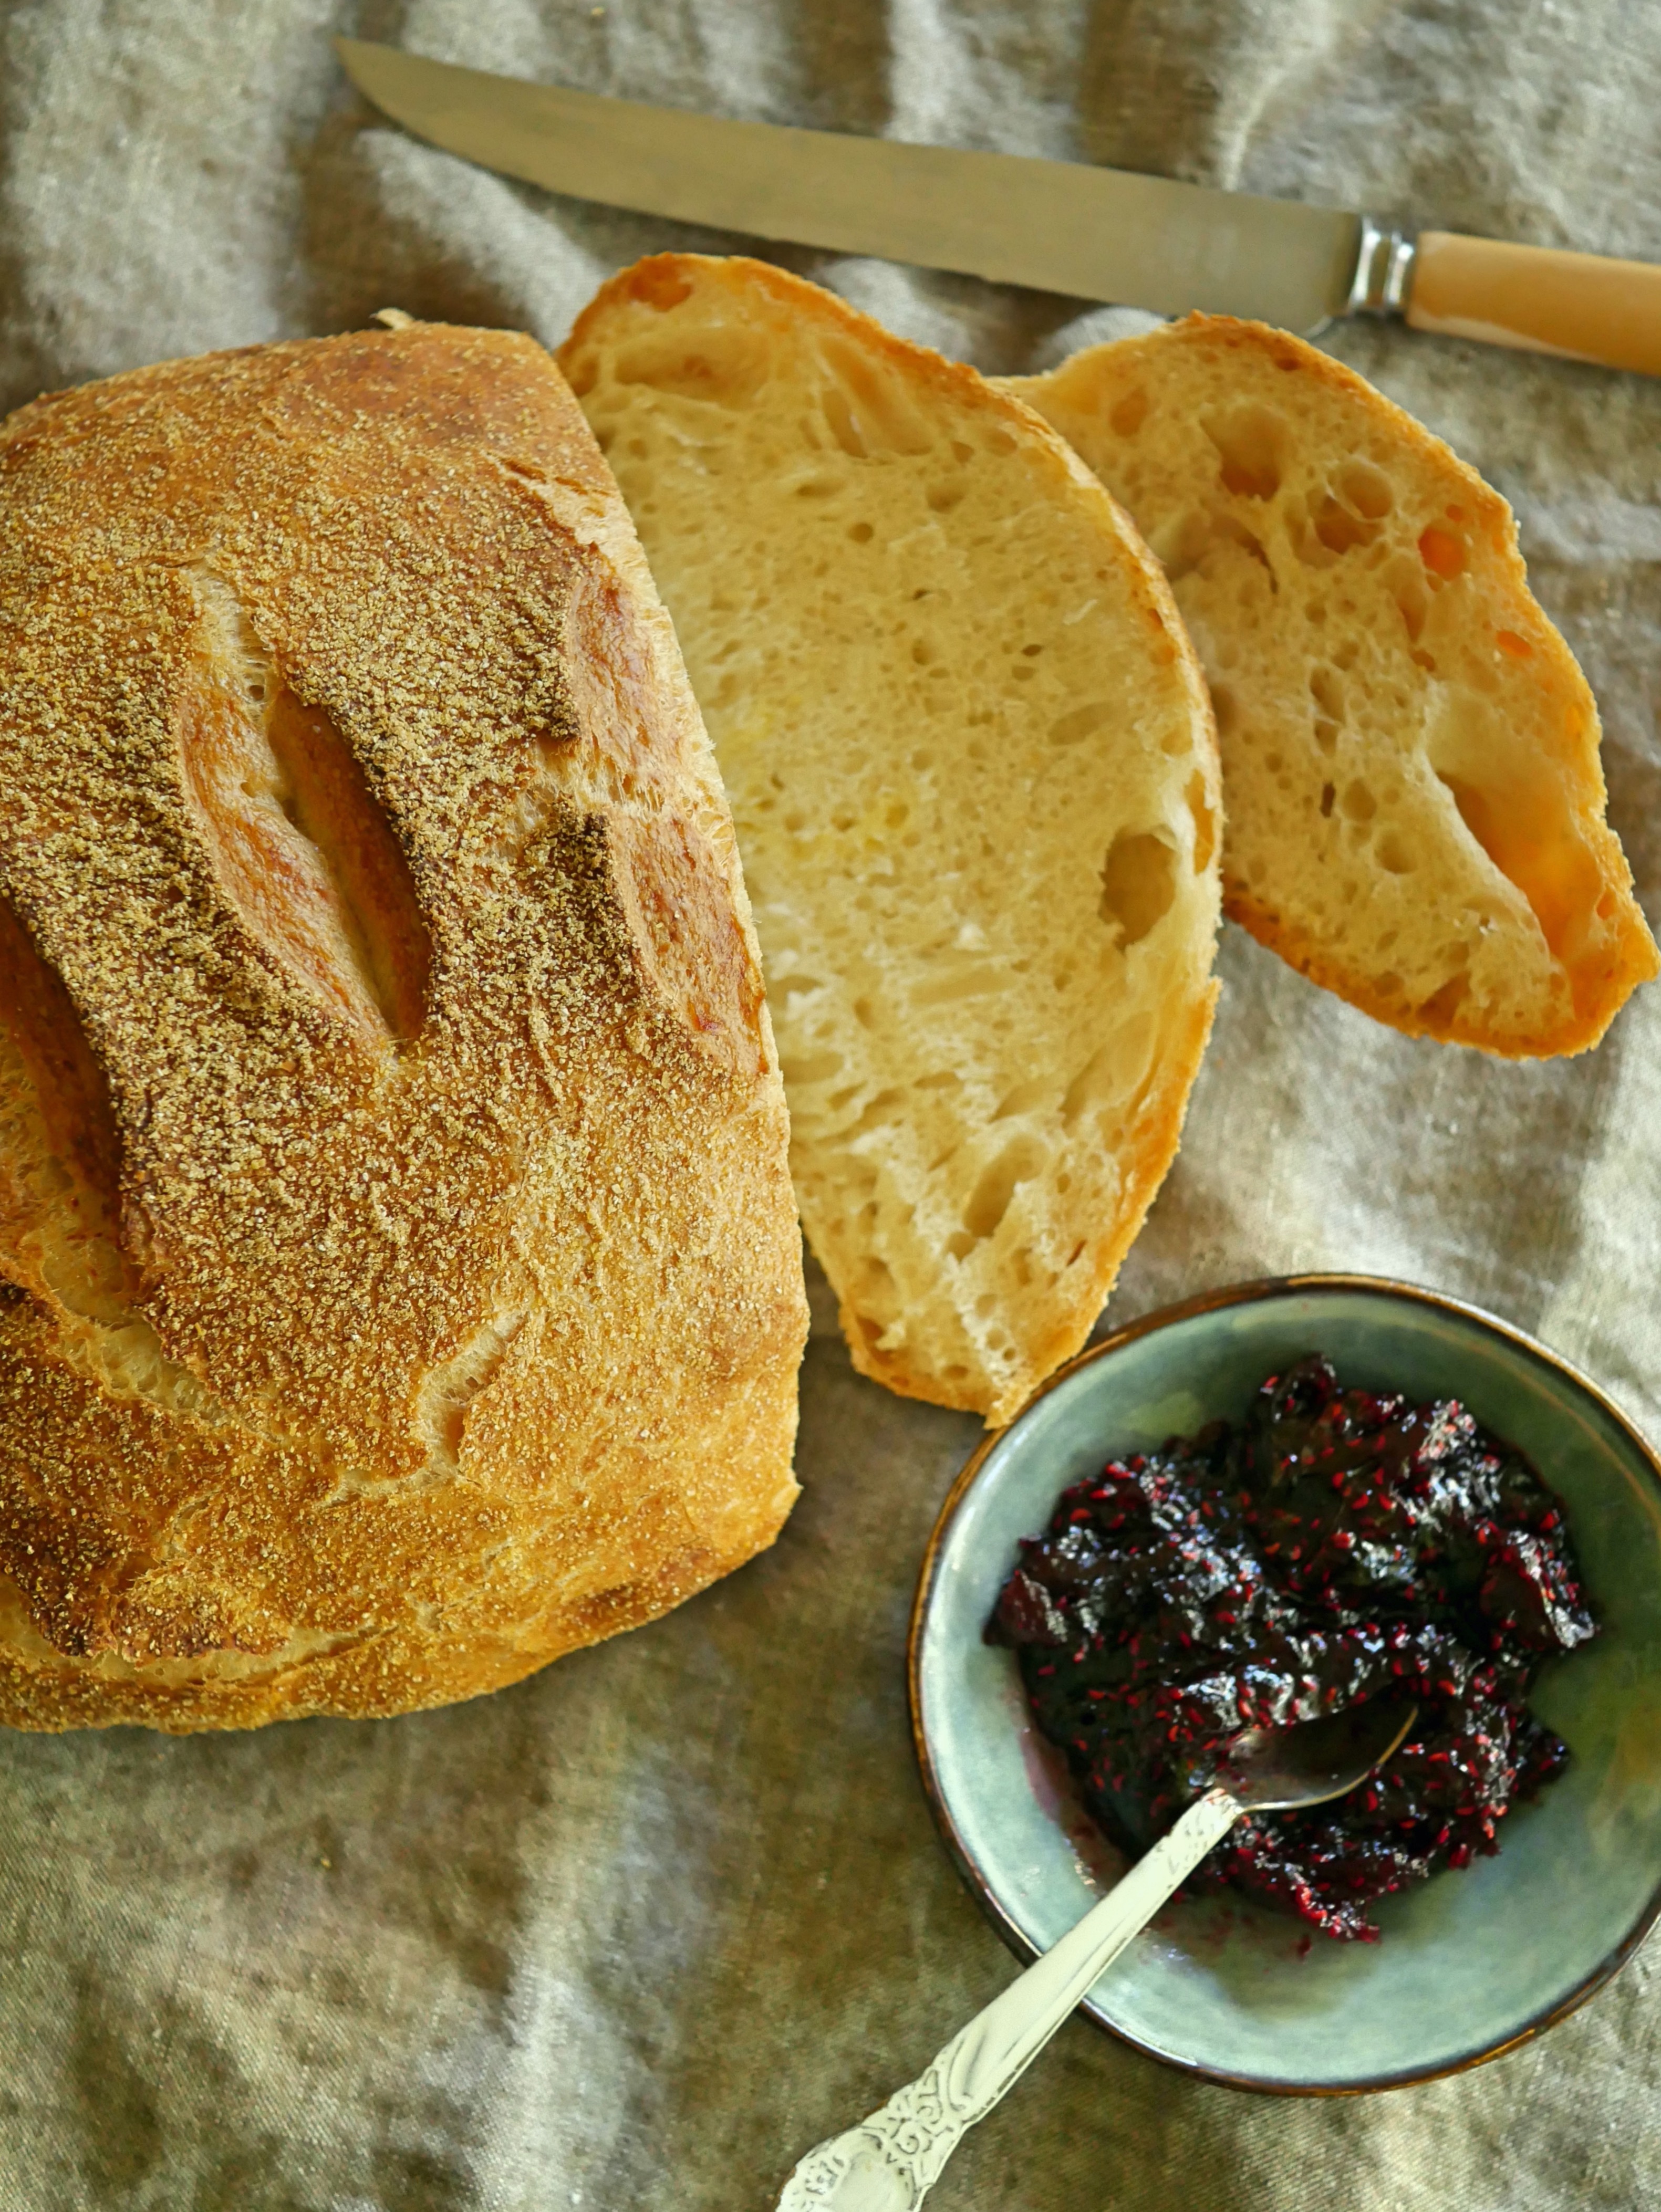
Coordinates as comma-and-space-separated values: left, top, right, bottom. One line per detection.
1406, 229, 1661, 377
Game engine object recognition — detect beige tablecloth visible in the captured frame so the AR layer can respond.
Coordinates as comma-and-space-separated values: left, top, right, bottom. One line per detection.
3, 2, 1660, 2205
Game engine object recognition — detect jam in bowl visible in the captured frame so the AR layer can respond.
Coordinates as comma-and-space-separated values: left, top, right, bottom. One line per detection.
909, 1277, 1661, 2091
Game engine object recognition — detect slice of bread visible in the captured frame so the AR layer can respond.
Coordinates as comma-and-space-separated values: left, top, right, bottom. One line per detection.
560, 256, 1221, 1425
1006, 316, 1657, 1057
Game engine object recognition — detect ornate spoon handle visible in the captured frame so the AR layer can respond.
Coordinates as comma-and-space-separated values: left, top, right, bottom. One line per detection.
776, 1788, 1240, 2211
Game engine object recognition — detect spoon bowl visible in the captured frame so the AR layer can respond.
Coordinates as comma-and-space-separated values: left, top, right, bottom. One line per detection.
1222, 1699, 1419, 1812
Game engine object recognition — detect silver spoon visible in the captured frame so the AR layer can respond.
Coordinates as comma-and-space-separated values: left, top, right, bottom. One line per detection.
777, 1699, 1419, 2211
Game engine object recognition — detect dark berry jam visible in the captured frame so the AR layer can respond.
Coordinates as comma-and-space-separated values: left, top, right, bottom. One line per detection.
988, 1354, 1596, 1942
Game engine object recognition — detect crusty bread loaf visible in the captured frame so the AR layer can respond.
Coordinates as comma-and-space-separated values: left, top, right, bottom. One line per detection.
0, 321, 807, 1732
560, 257, 1221, 1425
1007, 316, 1657, 1056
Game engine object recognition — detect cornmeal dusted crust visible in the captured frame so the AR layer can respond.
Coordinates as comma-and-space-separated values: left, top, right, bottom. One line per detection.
0, 322, 807, 1731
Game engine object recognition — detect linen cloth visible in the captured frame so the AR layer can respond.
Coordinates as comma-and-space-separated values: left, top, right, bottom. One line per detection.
2, 1, 1659, 2204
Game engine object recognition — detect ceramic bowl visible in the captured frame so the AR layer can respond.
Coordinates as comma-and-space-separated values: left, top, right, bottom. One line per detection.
909, 1275, 1661, 2093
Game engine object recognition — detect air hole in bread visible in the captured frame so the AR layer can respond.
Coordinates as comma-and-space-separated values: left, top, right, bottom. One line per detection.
992, 1074, 1052, 1121
1099, 830, 1177, 944
1310, 667, 1344, 755
1383, 555, 1428, 641
1341, 780, 1377, 824
1419, 525, 1465, 580
1080, 1013, 1153, 1125
817, 339, 935, 460
1187, 774, 1217, 871
1310, 665, 1345, 723
613, 331, 770, 406
1496, 629, 1533, 660
0, 893, 139, 1327
1204, 404, 1285, 499
1378, 831, 1415, 874
848, 1088, 904, 1135
180, 573, 432, 1048
1165, 506, 1276, 594
1110, 389, 1149, 437
962, 1135, 1047, 1241
1434, 767, 1605, 990
1285, 498, 1338, 570
1050, 701, 1112, 746
1320, 782, 1336, 818
1338, 460, 1394, 519
1419, 971, 1470, 1024
624, 262, 695, 311
1313, 494, 1379, 556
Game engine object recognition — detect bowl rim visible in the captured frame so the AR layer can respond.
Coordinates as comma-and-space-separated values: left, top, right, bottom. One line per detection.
907, 1270, 1661, 2096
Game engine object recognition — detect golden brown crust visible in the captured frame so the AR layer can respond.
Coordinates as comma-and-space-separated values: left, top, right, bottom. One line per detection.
0, 324, 806, 1731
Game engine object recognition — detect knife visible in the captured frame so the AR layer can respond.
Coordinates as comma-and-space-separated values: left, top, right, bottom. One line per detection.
337, 36, 1661, 378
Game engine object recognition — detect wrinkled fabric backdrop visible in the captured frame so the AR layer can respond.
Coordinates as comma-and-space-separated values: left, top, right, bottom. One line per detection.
2, 0, 1660, 2206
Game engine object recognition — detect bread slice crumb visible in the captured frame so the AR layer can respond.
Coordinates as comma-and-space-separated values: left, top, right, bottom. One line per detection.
1007, 315, 1657, 1057
562, 256, 1222, 1423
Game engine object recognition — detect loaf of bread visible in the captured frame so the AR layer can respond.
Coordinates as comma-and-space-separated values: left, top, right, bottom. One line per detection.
561, 257, 1221, 1425
1007, 316, 1657, 1056
0, 322, 807, 1732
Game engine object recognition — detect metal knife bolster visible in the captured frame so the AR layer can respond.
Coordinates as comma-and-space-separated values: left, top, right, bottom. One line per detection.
1348, 218, 1417, 317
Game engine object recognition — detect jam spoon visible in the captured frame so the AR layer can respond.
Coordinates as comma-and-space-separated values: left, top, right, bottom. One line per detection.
776, 1698, 1418, 2211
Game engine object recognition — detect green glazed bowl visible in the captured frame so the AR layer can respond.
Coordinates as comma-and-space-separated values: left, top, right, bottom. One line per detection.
909, 1276, 1661, 2093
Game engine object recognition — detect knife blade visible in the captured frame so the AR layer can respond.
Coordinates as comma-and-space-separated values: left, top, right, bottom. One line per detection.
336, 37, 1661, 376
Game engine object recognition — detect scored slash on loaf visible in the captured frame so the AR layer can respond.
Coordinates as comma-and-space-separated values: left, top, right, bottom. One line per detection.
561, 256, 1223, 1426
0, 322, 807, 1731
